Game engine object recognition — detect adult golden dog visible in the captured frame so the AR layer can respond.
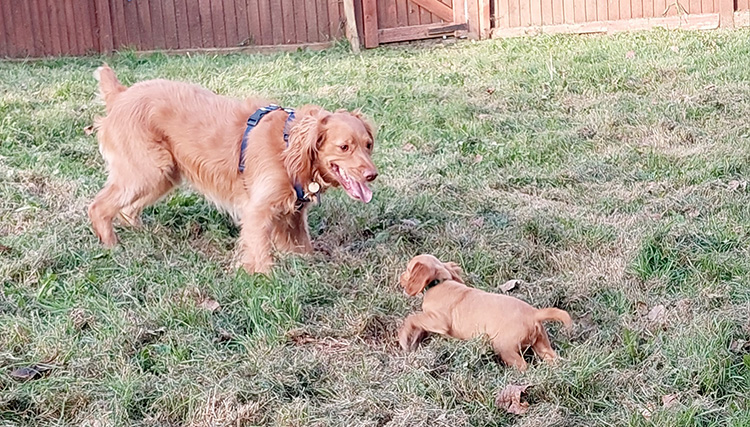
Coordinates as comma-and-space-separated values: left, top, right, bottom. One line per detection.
398, 254, 571, 371
89, 65, 377, 274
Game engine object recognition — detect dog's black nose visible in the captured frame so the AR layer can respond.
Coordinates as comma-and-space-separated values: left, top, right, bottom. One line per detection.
364, 170, 378, 182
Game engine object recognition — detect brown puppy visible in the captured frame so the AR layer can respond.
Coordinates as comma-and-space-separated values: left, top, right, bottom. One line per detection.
89, 65, 377, 274
398, 254, 571, 371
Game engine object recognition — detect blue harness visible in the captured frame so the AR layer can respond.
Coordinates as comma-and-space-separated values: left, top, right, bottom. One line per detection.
238, 104, 316, 205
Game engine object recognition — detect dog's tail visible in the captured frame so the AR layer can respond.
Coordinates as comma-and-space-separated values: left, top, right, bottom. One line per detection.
93, 63, 126, 111
535, 307, 572, 330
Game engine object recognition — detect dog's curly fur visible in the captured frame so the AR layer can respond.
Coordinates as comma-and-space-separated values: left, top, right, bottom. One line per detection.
89, 65, 377, 274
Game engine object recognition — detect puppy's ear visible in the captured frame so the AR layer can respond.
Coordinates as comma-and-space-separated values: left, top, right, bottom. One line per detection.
401, 261, 435, 296
442, 262, 464, 283
285, 107, 330, 182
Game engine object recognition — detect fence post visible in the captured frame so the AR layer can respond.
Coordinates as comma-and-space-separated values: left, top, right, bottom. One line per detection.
343, 0, 361, 52
719, 0, 735, 27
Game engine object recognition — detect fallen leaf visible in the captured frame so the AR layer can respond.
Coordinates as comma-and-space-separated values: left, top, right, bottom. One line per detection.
83, 125, 95, 136
647, 304, 666, 323
641, 402, 655, 419
662, 394, 679, 408
686, 207, 699, 219
198, 297, 221, 312
402, 143, 416, 152
626, 50, 636, 59
495, 384, 531, 415
500, 279, 521, 293
486, 87, 496, 95
0, 243, 11, 254
728, 180, 740, 191
635, 301, 649, 316
10, 363, 55, 382
470, 217, 485, 227
473, 154, 483, 164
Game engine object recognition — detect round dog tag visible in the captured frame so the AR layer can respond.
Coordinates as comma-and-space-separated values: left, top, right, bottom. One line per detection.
308, 182, 320, 194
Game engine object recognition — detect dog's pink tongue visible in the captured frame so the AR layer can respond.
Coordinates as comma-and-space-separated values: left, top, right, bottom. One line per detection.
347, 181, 373, 203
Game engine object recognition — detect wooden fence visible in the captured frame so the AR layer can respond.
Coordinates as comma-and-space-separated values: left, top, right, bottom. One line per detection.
0, 0, 351, 58
491, 0, 749, 36
0, 0, 748, 58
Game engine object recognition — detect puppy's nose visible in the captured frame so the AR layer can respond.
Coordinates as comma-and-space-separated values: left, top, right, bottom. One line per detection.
363, 170, 378, 182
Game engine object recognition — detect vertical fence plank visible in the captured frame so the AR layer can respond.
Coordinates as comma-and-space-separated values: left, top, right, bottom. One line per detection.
563, 0, 575, 22
329, 0, 343, 39
179, 0, 197, 48
247, 0, 263, 44
618, 0, 630, 19
282, 1, 296, 43
551, 0, 563, 24
149, 0, 166, 49
294, 0, 309, 42
161, 0, 179, 48
197, 0, 214, 47
0, 1, 10, 57
718, 0, 733, 25
269, 0, 284, 44
596, 0, 608, 21
508, 0, 520, 26
27, 0, 45, 56
10, 1, 30, 56
224, 0, 239, 46
531, 0, 543, 24
124, 0, 142, 48
62, 0, 81, 54
541, 0, 553, 23
362, 0, 378, 47
316, 0, 330, 40
95, 0, 113, 52
396, 0, 408, 26
573, 0, 586, 21
258, 0, 274, 45
607, 0, 619, 20
110, 0, 125, 48
519, 0, 531, 25
235, 0, 250, 44
584, 0, 597, 20
136, 0, 154, 50
75, 0, 95, 53
641, 0, 653, 16
210, 0, 227, 47
306, 0, 319, 41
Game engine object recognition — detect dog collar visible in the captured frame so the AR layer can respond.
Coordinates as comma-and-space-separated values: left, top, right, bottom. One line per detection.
424, 278, 444, 292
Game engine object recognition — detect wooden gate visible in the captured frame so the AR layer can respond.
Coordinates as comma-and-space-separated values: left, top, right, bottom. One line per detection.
361, 0, 490, 47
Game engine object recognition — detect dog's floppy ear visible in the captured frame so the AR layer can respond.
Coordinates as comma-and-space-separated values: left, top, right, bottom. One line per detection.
401, 260, 435, 296
442, 262, 464, 283
347, 108, 375, 141
285, 106, 330, 183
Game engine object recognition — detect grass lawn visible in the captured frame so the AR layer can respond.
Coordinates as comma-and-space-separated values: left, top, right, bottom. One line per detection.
1, 28, 750, 426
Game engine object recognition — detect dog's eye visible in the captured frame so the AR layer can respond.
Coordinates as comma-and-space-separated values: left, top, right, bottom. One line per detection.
340, 144, 349, 152
366, 142, 372, 150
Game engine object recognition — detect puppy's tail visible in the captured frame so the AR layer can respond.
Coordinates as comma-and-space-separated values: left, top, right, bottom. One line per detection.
535, 307, 572, 330
94, 63, 126, 111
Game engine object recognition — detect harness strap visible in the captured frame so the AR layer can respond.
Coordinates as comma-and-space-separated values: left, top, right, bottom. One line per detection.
239, 104, 294, 172
238, 105, 316, 208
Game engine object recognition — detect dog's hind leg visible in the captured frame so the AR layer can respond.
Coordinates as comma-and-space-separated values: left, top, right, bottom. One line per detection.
492, 340, 528, 371
118, 167, 180, 228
